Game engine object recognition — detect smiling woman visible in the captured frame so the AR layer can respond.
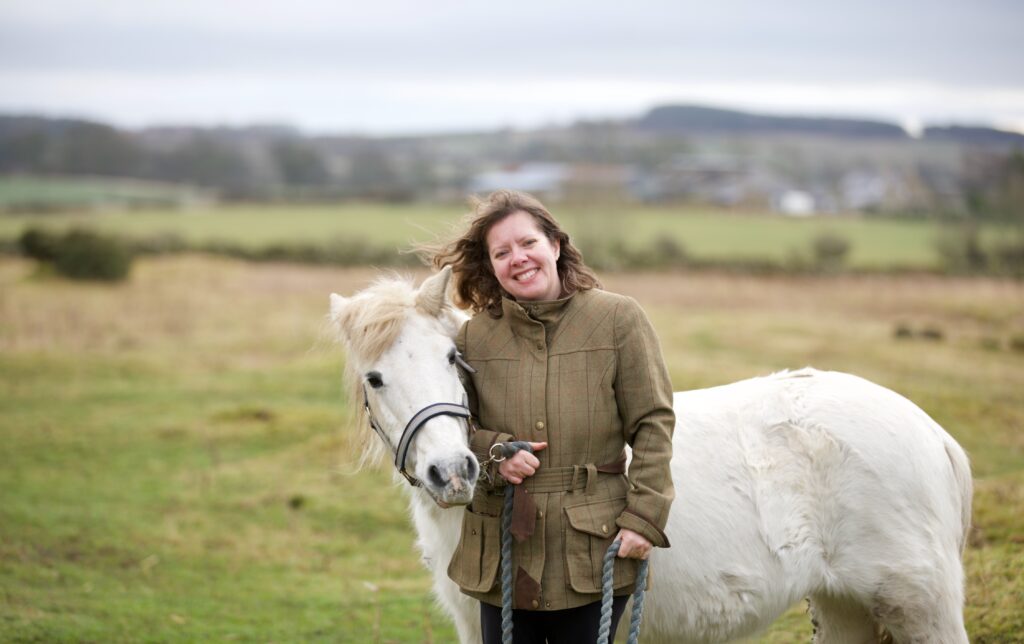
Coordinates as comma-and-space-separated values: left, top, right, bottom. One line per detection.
428, 190, 677, 644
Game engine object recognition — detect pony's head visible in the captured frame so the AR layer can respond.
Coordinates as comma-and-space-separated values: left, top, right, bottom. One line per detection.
329, 267, 478, 506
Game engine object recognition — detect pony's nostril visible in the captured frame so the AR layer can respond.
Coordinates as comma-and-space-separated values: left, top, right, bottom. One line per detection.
465, 455, 478, 481
428, 464, 445, 488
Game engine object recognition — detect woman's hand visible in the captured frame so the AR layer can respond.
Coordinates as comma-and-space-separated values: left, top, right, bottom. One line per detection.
615, 528, 653, 560
497, 441, 547, 484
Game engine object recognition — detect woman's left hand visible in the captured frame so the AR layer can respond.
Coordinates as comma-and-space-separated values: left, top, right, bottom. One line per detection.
615, 528, 653, 560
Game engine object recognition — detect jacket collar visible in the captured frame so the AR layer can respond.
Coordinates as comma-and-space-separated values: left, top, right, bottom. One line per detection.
501, 291, 577, 335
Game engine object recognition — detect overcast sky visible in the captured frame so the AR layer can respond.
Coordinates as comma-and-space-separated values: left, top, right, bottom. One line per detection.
1, 0, 1022, 135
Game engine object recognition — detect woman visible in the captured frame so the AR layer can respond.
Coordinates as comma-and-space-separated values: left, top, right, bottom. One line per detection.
433, 190, 675, 644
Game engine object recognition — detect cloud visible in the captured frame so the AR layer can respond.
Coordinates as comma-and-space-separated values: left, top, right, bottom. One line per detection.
1, 0, 1021, 132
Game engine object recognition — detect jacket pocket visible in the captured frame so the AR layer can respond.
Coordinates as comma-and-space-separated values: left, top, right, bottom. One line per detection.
447, 507, 501, 593
563, 498, 638, 594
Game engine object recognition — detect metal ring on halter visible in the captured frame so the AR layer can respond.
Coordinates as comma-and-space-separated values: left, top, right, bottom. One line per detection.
489, 443, 508, 463
491, 441, 535, 461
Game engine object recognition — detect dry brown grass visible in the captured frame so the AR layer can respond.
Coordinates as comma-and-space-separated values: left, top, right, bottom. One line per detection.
2, 256, 1022, 642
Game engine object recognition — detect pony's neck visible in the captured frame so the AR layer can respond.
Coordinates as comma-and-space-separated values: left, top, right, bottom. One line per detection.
404, 480, 465, 569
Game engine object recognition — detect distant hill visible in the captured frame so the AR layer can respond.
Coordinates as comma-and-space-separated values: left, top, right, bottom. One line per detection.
922, 125, 1024, 147
635, 105, 908, 139
634, 104, 1024, 148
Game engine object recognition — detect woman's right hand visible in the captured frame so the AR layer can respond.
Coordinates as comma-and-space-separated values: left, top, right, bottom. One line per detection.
498, 442, 547, 484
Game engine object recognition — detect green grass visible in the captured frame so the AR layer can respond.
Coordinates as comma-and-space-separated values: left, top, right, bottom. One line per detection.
574, 208, 954, 268
0, 203, 455, 249
0, 202, 1012, 270
0, 175, 203, 210
1, 257, 1022, 642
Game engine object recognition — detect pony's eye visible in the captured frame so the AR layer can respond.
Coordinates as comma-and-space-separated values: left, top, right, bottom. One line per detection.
366, 372, 384, 389
448, 349, 457, 365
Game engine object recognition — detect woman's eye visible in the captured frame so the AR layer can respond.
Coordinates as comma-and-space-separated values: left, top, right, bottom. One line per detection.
366, 372, 384, 388
524, 239, 536, 246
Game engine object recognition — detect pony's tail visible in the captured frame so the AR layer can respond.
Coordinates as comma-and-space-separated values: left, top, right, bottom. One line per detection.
944, 437, 973, 555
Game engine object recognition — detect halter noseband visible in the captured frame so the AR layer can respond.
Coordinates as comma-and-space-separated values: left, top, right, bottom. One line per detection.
363, 384, 472, 487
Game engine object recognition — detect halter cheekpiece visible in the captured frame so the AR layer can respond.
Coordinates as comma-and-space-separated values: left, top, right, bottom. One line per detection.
363, 384, 472, 487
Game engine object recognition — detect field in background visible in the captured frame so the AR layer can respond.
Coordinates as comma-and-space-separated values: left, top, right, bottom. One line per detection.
0, 202, 1011, 270
0, 176, 209, 211
1, 256, 1022, 642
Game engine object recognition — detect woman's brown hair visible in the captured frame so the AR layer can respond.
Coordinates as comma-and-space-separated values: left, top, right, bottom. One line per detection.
428, 190, 601, 317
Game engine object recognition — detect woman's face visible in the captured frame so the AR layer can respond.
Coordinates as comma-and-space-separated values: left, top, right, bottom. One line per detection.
486, 210, 562, 302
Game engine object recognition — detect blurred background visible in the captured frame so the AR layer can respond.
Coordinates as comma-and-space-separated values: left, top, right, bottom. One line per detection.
1, 0, 1023, 274
1, 1, 1022, 642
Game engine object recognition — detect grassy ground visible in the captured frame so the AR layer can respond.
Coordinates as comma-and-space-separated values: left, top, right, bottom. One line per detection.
0, 176, 204, 210
0, 202, 1011, 270
1, 256, 1022, 642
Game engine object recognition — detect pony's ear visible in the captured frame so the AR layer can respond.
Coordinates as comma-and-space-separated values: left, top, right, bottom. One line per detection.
415, 266, 452, 317
329, 293, 349, 332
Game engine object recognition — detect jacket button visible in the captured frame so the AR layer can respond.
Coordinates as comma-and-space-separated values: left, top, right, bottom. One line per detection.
531, 599, 539, 609
545, 601, 551, 608
537, 510, 544, 519
601, 524, 608, 534
471, 529, 477, 535
535, 421, 545, 430
535, 342, 544, 350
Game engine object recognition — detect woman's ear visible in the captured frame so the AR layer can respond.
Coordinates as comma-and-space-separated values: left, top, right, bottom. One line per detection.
553, 238, 560, 261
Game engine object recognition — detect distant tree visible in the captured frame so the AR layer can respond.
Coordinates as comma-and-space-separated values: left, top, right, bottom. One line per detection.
998, 151, 1024, 223
271, 140, 330, 186
58, 122, 143, 175
812, 232, 851, 272
155, 137, 254, 197
0, 120, 142, 176
53, 229, 133, 281
0, 132, 49, 173
348, 146, 412, 200
18, 227, 60, 261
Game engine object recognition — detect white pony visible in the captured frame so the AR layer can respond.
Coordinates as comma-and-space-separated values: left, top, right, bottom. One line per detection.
329, 268, 972, 644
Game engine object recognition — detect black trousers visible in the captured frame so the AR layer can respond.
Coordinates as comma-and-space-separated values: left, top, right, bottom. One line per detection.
480, 596, 629, 644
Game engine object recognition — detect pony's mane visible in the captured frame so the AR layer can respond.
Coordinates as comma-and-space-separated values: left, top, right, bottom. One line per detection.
332, 274, 455, 468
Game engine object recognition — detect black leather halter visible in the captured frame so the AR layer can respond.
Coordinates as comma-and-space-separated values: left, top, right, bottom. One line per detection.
363, 384, 472, 487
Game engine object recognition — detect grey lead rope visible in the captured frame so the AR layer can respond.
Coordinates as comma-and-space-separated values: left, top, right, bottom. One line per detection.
495, 442, 534, 644
496, 443, 649, 644
598, 539, 649, 644
500, 480, 516, 643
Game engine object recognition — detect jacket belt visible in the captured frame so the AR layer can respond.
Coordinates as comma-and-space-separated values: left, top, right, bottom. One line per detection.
508, 452, 627, 542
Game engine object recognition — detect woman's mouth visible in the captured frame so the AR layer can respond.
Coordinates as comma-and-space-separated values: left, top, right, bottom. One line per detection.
514, 268, 539, 282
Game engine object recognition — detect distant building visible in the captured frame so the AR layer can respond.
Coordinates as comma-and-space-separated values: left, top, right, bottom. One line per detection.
775, 189, 817, 216
563, 163, 636, 203
468, 163, 569, 199
840, 170, 890, 211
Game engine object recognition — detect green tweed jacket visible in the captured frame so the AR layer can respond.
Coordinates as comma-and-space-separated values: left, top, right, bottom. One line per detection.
448, 288, 676, 611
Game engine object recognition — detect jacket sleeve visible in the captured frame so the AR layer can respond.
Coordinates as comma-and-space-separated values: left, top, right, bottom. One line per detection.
456, 319, 514, 490
612, 297, 676, 547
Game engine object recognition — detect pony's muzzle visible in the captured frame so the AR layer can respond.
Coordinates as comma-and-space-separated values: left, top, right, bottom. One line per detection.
426, 455, 478, 505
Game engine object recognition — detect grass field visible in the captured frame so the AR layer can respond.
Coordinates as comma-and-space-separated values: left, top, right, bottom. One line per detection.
0, 202, 1011, 270
0, 176, 205, 210
1, 256, 1022, 642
